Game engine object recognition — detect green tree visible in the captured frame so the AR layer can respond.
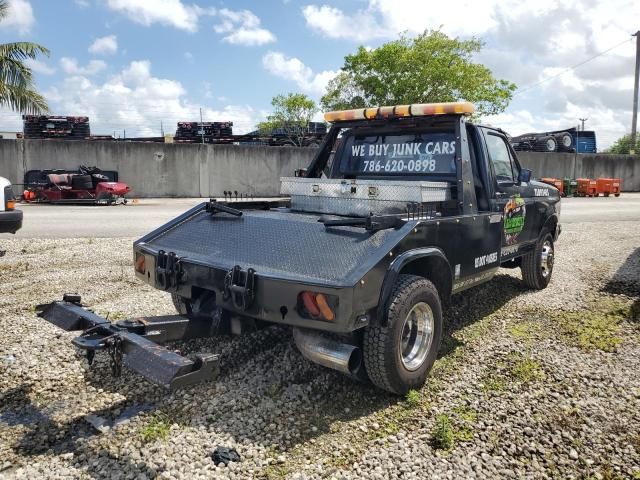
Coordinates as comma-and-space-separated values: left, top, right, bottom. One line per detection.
607, 134, 640, 154
0, 0, 49, 114
321, 30, 516, 116
258, 93, 318, 146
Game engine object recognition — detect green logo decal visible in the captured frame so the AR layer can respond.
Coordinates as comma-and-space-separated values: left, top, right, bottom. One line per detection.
504, 195, 526, 245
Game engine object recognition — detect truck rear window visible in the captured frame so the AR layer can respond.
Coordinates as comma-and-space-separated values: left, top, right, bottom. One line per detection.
338, 132, 457, 176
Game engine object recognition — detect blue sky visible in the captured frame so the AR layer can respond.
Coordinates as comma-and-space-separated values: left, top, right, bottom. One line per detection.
0, 0, 638, 147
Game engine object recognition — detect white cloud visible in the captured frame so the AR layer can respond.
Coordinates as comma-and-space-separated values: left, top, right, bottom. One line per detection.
24, 58, 55, 75
60, 57, 107, 76
262, 51, 338, 95
75, 0, 89, 7
184, 51, 194, 62
105, 0, 214, 32
302, 5, 384, 42
0, 0, 35, 34
213, 8, 276, 46
88, 35, 118, 55
301, 0, 639, 148
43, 60, 262, 137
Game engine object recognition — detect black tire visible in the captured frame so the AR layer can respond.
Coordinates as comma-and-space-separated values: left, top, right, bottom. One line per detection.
521, 231, 555, 290
363, 275, 443, 395
536, 136, 557, 152
555, 132, 573, 150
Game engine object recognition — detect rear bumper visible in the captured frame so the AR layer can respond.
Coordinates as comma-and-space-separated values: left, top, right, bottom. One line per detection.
134, 246, 376, 333
0, 209, 23, 234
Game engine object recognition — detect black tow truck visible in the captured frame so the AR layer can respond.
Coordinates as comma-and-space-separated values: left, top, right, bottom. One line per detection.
38, 102, 561, 394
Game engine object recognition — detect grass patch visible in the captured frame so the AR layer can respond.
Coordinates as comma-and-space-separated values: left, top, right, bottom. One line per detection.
405, 389, 421, 408
140, 413, 171, 443
431, 414, 454, 450
552, 298, 633, 352
481, 374, 506, 392
555, 310, 623, 352
508, 320, 543, 342
431, 406, 478, 450
264, 464, 289, 480
509, 355, 545, 383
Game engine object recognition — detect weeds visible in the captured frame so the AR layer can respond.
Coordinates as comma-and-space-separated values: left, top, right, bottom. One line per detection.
481, 374, 506, 392
431, 414, 454, 450
510, 355, 546, 383
557, 311, 623, 352
431, 406, 478, 450
405, 389, 421, 408
140, 413, 171, 443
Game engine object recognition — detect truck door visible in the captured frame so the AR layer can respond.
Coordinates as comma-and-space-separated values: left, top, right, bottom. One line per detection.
480, 128, 536, 256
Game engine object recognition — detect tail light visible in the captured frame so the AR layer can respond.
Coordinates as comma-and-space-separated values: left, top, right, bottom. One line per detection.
298, 291, 336, 321
4, 186, 15, 210
135, 252, 146, 274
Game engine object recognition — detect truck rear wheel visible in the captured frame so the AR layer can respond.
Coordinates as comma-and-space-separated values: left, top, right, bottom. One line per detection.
521, 232, 554, 289
363, 275, 442, 395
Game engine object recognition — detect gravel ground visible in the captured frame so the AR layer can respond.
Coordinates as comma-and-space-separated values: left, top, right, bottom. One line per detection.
0, 218, 638, 479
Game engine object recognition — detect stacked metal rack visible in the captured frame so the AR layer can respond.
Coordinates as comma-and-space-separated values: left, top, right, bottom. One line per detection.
174, 121, 234, 143
22, 115, 90, 139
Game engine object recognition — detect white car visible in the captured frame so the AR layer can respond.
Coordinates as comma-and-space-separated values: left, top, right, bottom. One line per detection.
0, 176, 22, 234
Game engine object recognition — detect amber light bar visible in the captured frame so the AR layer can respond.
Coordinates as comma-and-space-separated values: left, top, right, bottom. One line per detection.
324, 101, 475, 123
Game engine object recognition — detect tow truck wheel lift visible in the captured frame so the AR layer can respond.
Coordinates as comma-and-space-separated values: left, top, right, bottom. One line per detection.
36, 294, 221, 390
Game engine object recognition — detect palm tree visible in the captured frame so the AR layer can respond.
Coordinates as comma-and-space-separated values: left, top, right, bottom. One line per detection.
0, 0, 49, 114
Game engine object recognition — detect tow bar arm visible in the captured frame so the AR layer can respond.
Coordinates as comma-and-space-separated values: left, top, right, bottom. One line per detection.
36, 296, 220, 390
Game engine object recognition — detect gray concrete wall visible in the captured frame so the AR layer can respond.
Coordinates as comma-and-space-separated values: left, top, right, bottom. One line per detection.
1, 139, 638, 194
518, 152, 640, 191
0, 139, 315, 197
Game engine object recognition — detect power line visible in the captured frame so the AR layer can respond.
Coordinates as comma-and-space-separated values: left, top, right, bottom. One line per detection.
513, 37, 633, 97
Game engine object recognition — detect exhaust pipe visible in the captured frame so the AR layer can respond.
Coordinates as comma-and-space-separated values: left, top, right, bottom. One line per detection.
293, 327, 363, 377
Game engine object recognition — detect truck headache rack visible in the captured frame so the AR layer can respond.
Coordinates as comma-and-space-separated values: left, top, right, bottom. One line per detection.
36, 295, 220, 390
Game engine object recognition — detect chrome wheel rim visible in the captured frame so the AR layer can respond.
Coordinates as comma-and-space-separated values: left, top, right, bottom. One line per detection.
546, 139, 556, 151
400, 302, 434, 371
540, 240, 554, 278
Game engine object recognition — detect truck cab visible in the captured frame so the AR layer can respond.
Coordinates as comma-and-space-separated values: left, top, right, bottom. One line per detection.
0, 176, 22, 234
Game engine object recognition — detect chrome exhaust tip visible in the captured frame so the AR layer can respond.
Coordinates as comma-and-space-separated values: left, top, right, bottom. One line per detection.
293, 327, 362, 377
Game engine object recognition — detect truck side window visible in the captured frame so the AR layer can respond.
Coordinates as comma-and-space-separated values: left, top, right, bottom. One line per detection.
485, 133, 516, 184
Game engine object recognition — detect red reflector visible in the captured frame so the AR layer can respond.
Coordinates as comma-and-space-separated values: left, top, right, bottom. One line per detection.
135, 253, 146, 274
301, 291, 320, 317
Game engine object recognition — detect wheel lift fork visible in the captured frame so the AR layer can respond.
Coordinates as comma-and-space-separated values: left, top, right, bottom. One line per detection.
36, 295, 220, 390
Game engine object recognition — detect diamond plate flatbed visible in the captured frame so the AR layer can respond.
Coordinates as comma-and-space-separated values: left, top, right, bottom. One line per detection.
135, 204, 414, 288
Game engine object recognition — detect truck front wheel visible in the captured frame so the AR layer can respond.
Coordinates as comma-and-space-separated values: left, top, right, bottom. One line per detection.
363, 275, 443, 395
521, 232, 554, 289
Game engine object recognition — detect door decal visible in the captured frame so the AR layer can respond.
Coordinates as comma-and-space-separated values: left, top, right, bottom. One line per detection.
504, 195, 526, 245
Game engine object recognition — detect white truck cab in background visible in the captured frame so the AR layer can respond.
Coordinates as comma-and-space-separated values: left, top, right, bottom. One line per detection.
0, 176, 22, 234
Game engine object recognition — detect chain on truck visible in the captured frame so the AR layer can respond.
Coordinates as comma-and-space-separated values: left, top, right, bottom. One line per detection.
37, 102, 561, 394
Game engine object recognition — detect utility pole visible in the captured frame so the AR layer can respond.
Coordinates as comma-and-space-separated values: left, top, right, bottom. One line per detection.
160, 121, 164, 137
199, 107, 205, 144
631, 30, 640, 154
579, 118, 588, 131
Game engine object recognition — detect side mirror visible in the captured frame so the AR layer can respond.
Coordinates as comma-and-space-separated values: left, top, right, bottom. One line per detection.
518, 169, 532, 184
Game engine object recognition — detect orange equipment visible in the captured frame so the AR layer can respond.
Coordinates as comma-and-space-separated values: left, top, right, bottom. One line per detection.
596, 178, 621, 197
576, 178, 597, 197
540, 177, 564, 196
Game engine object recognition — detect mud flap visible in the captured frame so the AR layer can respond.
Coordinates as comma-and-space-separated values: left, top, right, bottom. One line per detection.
36, 298, 220, 390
